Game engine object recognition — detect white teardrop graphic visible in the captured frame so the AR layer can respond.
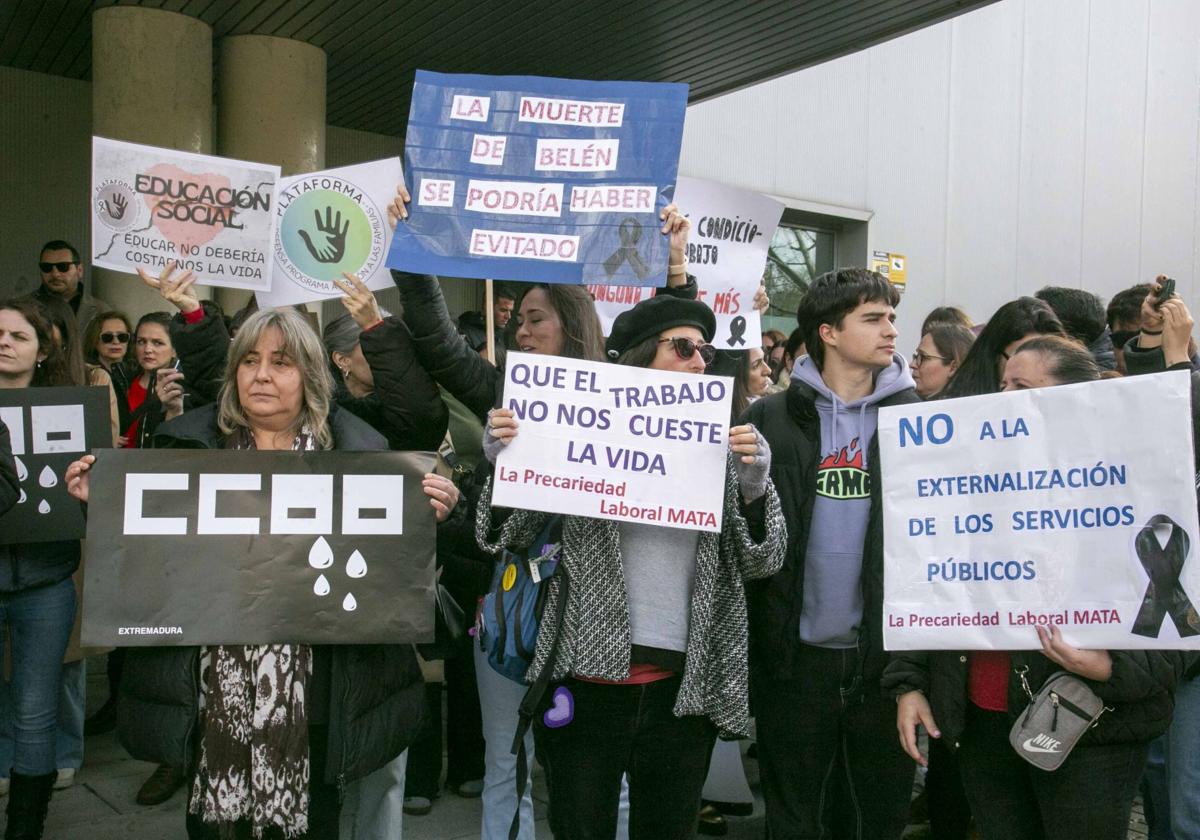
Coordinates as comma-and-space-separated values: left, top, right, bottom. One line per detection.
37, 499, 50, 515
14, 457, 27, 482
18, 488, 26, 504
346, 550, 367, 579
342, 593, 357, 612
313, 574, 330, 596
38, 466, 57, 488
308, 536, 333, 569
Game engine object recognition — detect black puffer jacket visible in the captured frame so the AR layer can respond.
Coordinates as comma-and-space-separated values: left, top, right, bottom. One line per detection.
115, 404, 425, 785
337, 316, 449, 452
741, 377, 920, 688
882, 648, 1186, 747
391, 269, 700, 422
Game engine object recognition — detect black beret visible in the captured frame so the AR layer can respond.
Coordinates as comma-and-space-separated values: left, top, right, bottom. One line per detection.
605, 295, 716, 360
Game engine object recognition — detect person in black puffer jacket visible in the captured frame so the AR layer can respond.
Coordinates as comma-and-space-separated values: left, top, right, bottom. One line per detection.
67, 304, 451, 839
885, 335, 1191, 840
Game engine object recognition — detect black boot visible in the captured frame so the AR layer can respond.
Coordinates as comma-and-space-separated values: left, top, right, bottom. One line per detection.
5, 772, 55, 840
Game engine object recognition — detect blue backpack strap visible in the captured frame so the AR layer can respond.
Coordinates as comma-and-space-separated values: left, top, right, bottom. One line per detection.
508, 520, 567, 840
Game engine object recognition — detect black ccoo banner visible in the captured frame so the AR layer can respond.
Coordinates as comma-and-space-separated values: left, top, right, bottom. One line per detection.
81, 448, 436, 646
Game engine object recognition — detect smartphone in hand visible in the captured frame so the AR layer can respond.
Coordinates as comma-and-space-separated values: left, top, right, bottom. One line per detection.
1155, 277, 1177, 309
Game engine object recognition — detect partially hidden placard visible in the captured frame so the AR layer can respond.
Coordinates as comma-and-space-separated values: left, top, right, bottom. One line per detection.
0, 386, 110, 545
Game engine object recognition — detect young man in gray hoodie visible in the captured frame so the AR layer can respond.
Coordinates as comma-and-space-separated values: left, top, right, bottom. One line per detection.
743, 268, 919, 839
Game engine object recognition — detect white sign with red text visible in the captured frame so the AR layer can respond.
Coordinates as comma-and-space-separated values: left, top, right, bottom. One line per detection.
881, 373, 1200, 650
589, 177, 783, 346
491, 352, 733, 532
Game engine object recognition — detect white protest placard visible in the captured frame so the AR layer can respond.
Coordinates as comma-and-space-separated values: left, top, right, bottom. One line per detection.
588, 176, 783, 343
256, 158, 401, 308
91, 137, 280, 292
491, 352, 733, 532
880, 372, 1200, 650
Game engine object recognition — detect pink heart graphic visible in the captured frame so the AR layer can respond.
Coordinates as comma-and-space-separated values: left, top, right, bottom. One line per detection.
543, 686, 574, 729
142, 163, 232, 251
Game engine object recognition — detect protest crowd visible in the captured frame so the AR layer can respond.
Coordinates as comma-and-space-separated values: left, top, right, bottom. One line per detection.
1, 89, 1199, 840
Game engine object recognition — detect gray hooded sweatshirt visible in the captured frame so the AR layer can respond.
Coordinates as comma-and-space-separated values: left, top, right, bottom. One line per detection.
791, 354, 914, 648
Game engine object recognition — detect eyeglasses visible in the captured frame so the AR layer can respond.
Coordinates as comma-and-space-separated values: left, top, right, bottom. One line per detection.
39, 261, 78, 273
100, 331, 130, 344
911, 350, 951, 367
658, 336, 717, 364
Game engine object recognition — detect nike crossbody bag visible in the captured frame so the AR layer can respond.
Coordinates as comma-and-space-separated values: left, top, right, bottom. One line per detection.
1009, 668, 1106, 771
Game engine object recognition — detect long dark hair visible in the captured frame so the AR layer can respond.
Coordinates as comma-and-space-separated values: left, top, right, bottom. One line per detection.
0, 298, 80, 387
941, 297, 1064, 398
706, 350, 754, 422
526, 284, 605, 362
34, 294, 88, 386
83, 309, 133, 366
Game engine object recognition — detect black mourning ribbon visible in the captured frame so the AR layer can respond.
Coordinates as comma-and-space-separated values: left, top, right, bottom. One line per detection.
1132, 514, 1200, 638
602, 218, 652, 281
728, 315, 747, 346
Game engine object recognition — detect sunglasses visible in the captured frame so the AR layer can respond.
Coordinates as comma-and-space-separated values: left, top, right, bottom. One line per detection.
100, 331, 130, 344
658, 336, 716, 364
38, 261, 78, 273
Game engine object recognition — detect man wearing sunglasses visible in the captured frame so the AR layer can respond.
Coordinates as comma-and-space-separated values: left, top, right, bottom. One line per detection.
33, 240, 110, 331
743, 267, 919, 840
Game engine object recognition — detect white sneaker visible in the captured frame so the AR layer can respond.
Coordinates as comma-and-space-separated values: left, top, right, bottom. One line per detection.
53, 768, 76, 790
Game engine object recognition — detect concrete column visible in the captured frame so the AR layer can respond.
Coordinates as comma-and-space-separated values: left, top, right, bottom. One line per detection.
91, 7, 213, 318
217, 35, 326, 315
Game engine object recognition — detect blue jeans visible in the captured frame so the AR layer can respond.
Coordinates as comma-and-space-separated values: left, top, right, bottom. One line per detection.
1167, 675, 1200, 839
475, 643, 536, 840
0, 658, 87, 776
340, 749, 407, 840
0, 579, 76, 775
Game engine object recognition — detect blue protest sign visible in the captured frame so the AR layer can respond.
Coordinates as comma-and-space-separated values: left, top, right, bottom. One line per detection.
386, 71, 689, 285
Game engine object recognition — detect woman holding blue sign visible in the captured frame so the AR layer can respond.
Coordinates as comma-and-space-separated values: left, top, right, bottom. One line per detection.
386, 184, 698, 840
0, 298, 86, 840
886, 335, 1189, 840
478, 295, 786, 840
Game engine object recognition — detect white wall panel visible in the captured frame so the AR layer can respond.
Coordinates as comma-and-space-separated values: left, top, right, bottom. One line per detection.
943, 0, 1024, 318
678, 0, 1200, 351
1011, 0, 1090, 309
862, 26, 953, 337
1140, 0, 1200, 302
1079, 0, 1150, 297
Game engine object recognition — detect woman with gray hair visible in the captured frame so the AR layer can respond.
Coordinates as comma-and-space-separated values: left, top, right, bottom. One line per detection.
67, 264, 458, 839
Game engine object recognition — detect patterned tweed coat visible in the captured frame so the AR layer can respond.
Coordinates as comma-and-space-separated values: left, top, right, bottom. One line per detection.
477, 455, 786, 738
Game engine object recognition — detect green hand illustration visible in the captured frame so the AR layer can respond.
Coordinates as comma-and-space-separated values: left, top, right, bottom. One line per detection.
298, 206, 350, 263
